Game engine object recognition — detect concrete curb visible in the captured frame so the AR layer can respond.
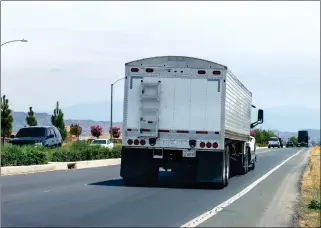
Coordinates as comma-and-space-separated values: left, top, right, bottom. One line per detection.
1, 164, 57, 176
1, 158, 121, 176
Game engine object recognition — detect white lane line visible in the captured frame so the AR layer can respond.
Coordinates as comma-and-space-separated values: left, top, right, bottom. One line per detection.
180, 148, 307, 227
44, 190, 50, 192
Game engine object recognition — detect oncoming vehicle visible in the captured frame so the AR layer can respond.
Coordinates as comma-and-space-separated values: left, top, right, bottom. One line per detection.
9, 126, 62, 147
268, 137, 280, 148
286, 141, 294, 148
90, 139, 114, 149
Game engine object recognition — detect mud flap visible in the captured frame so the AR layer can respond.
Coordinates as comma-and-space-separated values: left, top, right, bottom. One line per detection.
120, 147, 155, 179
196, 150, 224, 183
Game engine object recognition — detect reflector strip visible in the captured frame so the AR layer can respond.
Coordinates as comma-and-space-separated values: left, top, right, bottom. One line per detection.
177, 130, 189, 133
196, 131, 208, 134
140, 128, 150, 132
159, 129, 170, 132
127, 128, 132, 131
215, 131, 220, 135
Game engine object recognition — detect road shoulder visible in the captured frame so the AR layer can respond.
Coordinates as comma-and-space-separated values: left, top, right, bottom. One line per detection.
198, 148, 309, 227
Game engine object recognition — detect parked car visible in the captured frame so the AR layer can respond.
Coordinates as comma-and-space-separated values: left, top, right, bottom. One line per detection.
90, 139, 114, 149
268, 137, 280, 148
286, 141, 294, 148
9, 126, 62, 147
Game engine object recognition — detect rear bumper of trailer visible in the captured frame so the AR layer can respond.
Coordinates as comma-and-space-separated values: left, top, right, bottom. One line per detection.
120, 147, 225, 183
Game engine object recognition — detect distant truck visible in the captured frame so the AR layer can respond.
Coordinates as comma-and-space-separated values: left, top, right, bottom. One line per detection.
297, 130, 309, 147
120, 56, 264, 188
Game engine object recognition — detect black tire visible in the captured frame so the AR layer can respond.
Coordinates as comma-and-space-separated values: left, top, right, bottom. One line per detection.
268, 146, 271, 148
250, 155, 256, 171
239, 150, 249, 175
218, 149, 228, 189
225, 147, 230, 187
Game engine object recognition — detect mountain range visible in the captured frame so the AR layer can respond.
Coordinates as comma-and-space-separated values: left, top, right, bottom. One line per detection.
10, 102, 320, 140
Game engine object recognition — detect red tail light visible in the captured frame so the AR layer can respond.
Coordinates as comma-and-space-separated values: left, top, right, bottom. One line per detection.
200, 142, 205, 148
127, 139, 133, 145
134, 139, 139, 145
213, 142, 218, 148
131, 68, 139, 72
140, 139, 146, 145
198, 70, 206, 74
146, 68, 154, 73
206, 142, 212, 148
213, 71, 221, 75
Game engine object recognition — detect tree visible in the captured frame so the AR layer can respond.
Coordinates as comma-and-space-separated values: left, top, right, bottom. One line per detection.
69, 124, 82, 141
26, 107, 38, 126
91, 125, 102, 138
51, 101, 67, 141
109, 126, 121, 139
289, 136, 298, 145
1, 95, 14, 143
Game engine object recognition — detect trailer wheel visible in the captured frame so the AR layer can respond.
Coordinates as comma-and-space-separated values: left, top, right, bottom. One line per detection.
225, 147, 230, 187
218, 150, 227, 189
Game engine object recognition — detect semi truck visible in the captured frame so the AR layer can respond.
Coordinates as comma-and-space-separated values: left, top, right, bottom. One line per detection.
298, 130, 309, 147
120, 56, 264, 188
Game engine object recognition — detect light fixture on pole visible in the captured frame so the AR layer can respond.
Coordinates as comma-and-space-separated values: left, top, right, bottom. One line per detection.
110, 78, 125, 140
1, 39, 28, 47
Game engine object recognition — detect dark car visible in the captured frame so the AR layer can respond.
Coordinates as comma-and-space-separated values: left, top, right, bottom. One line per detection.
9, 126, 62, 147
286, 141, 294, 148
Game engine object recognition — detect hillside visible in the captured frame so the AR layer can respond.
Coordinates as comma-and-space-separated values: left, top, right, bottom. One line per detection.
11, 111, 320, 140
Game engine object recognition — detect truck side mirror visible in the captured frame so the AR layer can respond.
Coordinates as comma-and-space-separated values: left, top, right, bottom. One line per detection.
258, 109, 264, 123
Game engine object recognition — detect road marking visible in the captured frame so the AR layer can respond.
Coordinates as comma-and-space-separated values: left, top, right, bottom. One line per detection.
180, 148, 306, 227
44, 190, 50, 192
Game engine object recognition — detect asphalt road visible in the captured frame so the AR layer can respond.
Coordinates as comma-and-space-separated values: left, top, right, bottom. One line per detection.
1, 147, 308, 227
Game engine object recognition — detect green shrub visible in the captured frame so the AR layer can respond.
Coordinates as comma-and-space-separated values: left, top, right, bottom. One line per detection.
308, 199, 321, 210
1, 144, 49, 166
257, 143, 268, 147
51, 141, 122, 162
1, 141, 123, 166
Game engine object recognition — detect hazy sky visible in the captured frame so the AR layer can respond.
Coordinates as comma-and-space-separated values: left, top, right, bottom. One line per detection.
1, 1, 320, 113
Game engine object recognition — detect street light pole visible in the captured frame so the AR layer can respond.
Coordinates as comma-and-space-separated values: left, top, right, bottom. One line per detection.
1, 38, 28, 178
110, 78, 125, 140
1, 39, 28, 47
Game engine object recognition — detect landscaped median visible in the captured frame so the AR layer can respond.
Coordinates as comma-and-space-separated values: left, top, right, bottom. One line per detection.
1, 142, 269, 176
1, 141, 122, 176
297, 146, 320, 227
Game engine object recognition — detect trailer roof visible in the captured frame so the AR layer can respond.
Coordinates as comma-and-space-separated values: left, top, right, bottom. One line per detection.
125, 56, 228, 69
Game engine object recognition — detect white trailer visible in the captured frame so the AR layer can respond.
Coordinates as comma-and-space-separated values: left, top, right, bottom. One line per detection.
120, 56, 264, 188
